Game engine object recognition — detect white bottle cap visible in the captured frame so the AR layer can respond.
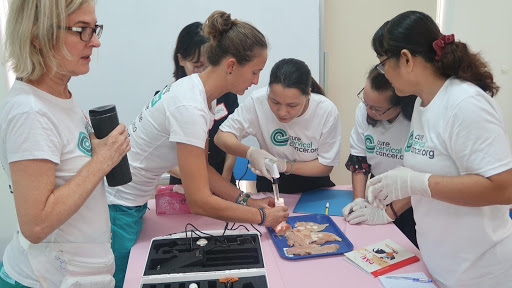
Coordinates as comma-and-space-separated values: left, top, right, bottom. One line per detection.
196, 238, 208, 246
172, 185, 185, 194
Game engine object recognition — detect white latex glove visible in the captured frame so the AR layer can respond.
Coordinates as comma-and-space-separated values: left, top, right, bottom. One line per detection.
342, 198, 367, 218
367, 166, 432, 209
276, 159, 287, 173
246, 146, 278, 180
345, 201, 393, 225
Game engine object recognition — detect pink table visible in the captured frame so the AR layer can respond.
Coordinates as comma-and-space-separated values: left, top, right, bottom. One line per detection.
124, 185, 435, 287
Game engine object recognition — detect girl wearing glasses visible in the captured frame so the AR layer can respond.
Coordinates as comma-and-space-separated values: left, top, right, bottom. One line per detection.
166, 21, 239, 187
367, 11, 512, 287
215, 58, 341, 194
105, 11, 288, 286
343, 67, 418, 247
0, 0, 129, 287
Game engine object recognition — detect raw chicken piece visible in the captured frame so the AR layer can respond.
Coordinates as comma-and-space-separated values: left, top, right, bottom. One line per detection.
274, 222, 292, 235
285, 228, 341, 246
285, 229, 311, 247
286, 244, 340, 256
310, 232, 342, 244
294, 222, 329, 232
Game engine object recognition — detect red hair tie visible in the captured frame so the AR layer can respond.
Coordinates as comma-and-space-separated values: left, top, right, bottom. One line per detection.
432, 34, 455, 60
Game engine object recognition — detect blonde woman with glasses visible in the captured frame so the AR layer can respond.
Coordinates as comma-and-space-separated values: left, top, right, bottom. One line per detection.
0, 0, 130, 287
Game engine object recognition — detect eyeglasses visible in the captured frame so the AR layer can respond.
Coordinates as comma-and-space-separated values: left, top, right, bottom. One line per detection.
374, 57, 390, 74
61, 24, 103, 42
357, 87, 395, 117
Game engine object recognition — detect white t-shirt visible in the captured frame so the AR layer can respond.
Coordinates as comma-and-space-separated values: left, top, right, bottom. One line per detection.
404, 78, 512, 287
349, 102, 410, 176
107, 74, 215, 206
220, 87, 341, 166
0, 81, 111, 286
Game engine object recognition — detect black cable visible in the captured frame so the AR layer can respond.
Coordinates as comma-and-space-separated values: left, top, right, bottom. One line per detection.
236, 158, 250, 189
184, 223, 229, 249
222, 221, 262, 236
228, 224, 250, 232
249, 224, 262, 236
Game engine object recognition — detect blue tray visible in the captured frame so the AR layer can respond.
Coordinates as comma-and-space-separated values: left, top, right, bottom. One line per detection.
267, 214, 353, 260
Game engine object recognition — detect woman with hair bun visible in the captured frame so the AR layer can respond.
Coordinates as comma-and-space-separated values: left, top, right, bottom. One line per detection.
366, 11, 512, 287
166, 21, 239, 187
106, 11, 288, 287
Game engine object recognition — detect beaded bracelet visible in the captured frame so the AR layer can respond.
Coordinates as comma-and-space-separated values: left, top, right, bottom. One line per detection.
388, 202, 399, 219
235, 191, 250, 206
257, 208, 266, 226
241, 193, 251, 206
235, 191, 244, 204
284, 160, 294, 175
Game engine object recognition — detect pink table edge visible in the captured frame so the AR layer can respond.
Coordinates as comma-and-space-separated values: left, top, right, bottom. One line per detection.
123, 185, 436, 287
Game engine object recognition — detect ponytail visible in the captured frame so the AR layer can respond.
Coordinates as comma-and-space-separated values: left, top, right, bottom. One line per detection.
434, 41, 499, 97
310, 77, 325, 96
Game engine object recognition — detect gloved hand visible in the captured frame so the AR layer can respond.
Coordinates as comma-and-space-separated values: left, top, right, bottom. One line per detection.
246, 146, 278, 180
342, 198, 367, 218
345, 201, 393, 225
276, 159, 287, 173
367, 166, 432, 209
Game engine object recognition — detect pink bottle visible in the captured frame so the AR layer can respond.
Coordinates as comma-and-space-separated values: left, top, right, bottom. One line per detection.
155, 185, 191, 215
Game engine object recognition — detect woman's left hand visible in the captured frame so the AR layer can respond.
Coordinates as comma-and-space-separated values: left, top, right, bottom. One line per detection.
345, 201, 392, 225
368, 166, 431, 208
247, 196, 275, 208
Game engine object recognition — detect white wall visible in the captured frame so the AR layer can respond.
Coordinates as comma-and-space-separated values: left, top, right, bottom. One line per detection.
440, 0, 512, 144
323, 0, 437, 185
70, 0, 321, 126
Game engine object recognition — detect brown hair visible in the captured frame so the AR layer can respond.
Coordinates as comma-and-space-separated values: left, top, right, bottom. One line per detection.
366, 67, 416, 127
202, 10, 267, 66
269, 58, 325, 96
372, 11, 499, 97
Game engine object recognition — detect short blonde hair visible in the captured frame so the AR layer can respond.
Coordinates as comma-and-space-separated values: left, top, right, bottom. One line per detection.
5, 0, 94, 80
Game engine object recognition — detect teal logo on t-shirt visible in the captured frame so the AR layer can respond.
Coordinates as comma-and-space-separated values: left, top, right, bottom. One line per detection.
271, 128, 289, 146
151, 90, 163, 107
365, 134, 375, 153
77, 132, 92, 157
404, 130, 435, 159
404, 130, 414, 152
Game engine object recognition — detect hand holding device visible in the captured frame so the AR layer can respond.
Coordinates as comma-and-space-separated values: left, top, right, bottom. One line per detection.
264, 158, 280, 179
264, 206, 289, 227
246, 147, 278, 180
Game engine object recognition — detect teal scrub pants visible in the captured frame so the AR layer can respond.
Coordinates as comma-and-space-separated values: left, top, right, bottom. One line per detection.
109, 203, 147, 288
0, 263, 30, 288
